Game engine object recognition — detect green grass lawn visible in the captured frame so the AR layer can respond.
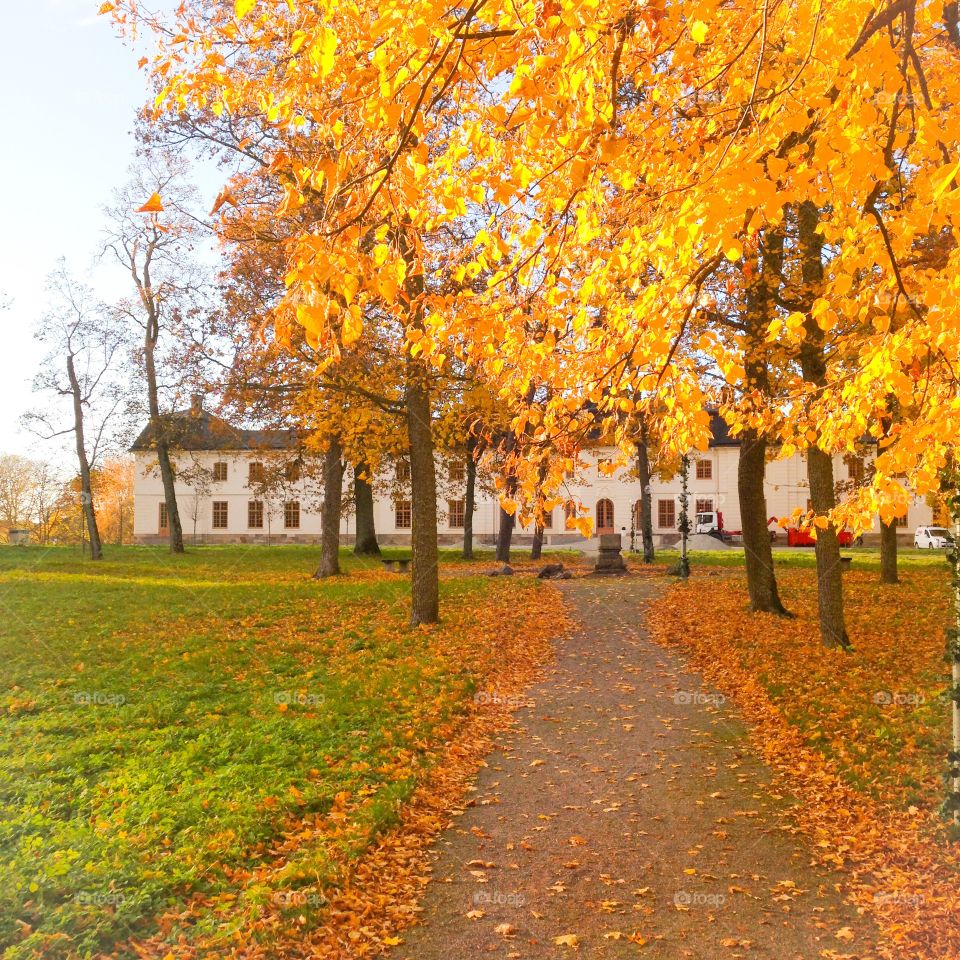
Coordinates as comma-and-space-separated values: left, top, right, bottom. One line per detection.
0, 545, 553, 958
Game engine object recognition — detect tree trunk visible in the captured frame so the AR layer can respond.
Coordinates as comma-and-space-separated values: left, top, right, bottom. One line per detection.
353, 463, 380, 556
315, 437, 343, 578
399, 223, 441, 626
156, 443, 183, 553
880, 519, 899, 584
531, 523, 544, 560
406, 369, 440, 624
143, 312, 183, 554
737, 231, 789, 614
636, 433, 655, 563
496, 502, 515, 563
798, 200, 850, 650
806, 447, 850, 649
462, 440, 476, 560
738, 430, 788, 614
66, 353, 103, 560
949, 502, 960, 822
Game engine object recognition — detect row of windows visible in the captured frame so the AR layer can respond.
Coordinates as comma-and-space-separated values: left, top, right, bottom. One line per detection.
191, 458, 723, 491
568, 498, 716, 532
394, 499, 473, 528
590, 459, 715, 481
395, 462, 466, 484
160, 494, 903, 536
206, 461, 302, 484
204, 459, 479, 486
390, 499, 703, 532
160, 501, 302, 531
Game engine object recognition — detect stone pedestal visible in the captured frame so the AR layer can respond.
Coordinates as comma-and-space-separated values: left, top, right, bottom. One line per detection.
594, 533, 627, 574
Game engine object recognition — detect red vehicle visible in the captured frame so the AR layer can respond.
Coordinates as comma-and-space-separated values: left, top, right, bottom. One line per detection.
786, 526, 855, 547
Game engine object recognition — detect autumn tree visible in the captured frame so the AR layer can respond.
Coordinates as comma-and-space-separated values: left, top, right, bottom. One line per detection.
0, 455, 40, 537
111, 0, 960, 631
29, 462, 72, 545
93, 458, 136, 545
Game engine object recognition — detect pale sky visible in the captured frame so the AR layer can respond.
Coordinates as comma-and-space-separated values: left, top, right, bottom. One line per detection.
0, 0, 217, 461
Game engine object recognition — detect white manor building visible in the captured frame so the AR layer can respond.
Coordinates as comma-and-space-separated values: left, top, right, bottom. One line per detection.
131, 404, 934, 547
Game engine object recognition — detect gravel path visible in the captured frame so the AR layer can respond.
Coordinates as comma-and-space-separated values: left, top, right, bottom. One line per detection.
395, 576, 878, 960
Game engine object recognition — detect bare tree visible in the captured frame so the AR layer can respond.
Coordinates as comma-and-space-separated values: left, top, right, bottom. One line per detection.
178, 453, 213, 542
104, 153, 206, 555
23, 264, 129, 560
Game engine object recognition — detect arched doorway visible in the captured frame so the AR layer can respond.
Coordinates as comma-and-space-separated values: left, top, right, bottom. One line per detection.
596, 498, 615, 536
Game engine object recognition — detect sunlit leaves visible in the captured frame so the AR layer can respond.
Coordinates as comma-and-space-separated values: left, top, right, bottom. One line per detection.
106, 0, 960, 527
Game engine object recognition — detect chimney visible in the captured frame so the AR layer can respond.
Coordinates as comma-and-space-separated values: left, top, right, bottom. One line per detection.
190, 393, 204, 415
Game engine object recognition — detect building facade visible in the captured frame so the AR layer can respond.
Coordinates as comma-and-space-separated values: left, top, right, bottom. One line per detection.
131, 408, 933, 547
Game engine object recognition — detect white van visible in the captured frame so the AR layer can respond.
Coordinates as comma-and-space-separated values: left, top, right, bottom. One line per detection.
914, 526, 955, 549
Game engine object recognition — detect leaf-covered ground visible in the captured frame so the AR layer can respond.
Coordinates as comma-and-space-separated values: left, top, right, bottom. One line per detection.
0, 546, 567, 959
396, 577, 879, 959
647, 558, 960, 959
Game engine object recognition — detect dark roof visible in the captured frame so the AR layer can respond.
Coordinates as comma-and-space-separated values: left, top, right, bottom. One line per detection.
589, 408, 740, 448
129, 410, 296, 452
707, 410, 739, 447
131, 408, 739, 454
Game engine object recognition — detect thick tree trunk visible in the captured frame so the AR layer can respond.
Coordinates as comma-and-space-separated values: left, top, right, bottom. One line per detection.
315, 438, 343, 578
531, 523, 544, 560
738, 232, 789, 614
495, 438, 519, 564
636, 434, 655, 563
396, 225, 441, 624
406, 369, 440, 624
807, 447, 851, 649
353, 463, 380, 556
798, 200, 850, 650
462, 442, 476, 560
496, 502, 515, 563
880, 519, 899, 584
66, 354, 103, 560
738, 430, 788, 614
950, 504, 960, 821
